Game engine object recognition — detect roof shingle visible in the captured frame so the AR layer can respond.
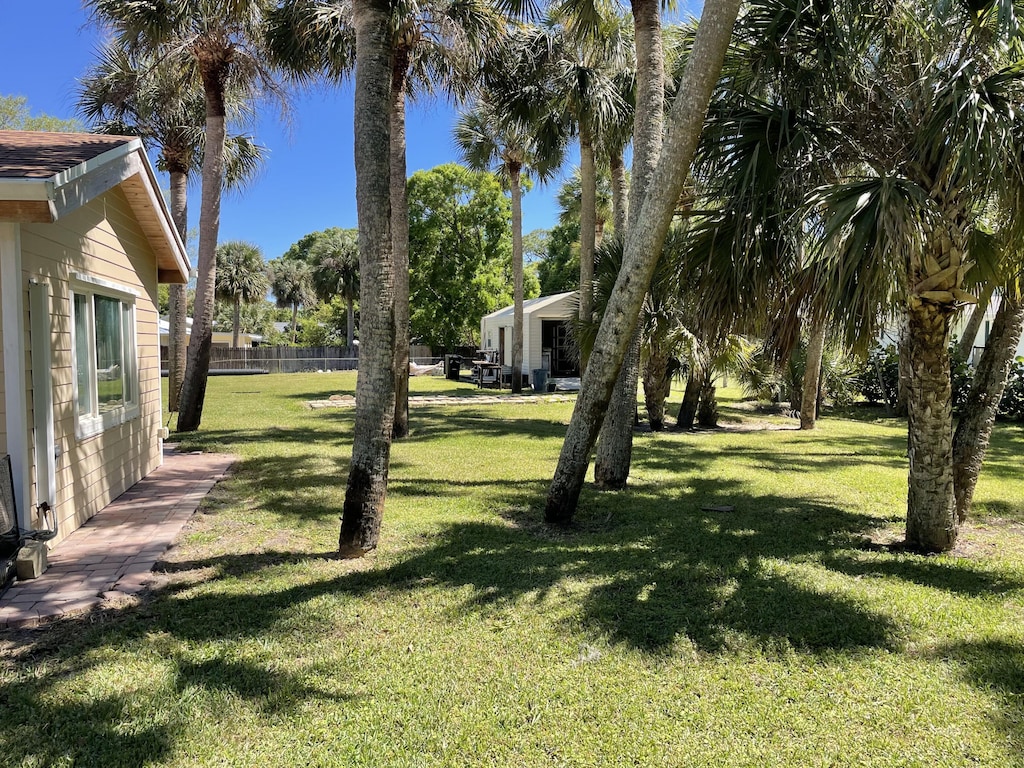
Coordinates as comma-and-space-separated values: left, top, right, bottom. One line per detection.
0, 130, 137, 179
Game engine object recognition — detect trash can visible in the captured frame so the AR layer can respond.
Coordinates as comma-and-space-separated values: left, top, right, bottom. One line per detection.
532, 368, 548, 392
446, 355, 462, 380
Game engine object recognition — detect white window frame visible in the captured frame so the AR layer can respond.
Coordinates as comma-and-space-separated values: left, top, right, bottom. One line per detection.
69, 273, 141, 440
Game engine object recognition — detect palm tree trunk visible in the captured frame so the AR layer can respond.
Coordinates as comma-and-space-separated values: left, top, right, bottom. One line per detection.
579, 133, 597, 335
676, 370, 700, 429
628, 0, 665, 222
291, 303, 298, 344
609, 149, 627, 236
643, 343, 673, 431
545, 0, 741, 524
177, 67, 228, 433
167, 166, 188, 413
591, 0, 667, 490
391, 51, 412, 438
952, 292, 1024, 522
904, 297, 958, 552
346, 296, 356, 351
594, 331, 639, 489
697, 372, 718, 427
510, 164, 524, 395
340, 0, 396, 557
232, 295, 241, 348
955, 283, 994, 362
799, 318, 826, 429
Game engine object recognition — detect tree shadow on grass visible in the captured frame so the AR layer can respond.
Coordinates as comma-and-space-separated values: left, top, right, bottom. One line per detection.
0, 646, 358, 768
821, 551, 1024, 596
105, 476, 907, 656
930, 639, 1024, 757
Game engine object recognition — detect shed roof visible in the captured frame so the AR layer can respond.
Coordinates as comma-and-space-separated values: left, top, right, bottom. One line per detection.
482, 291, 576, 322
0, 130, 190, 283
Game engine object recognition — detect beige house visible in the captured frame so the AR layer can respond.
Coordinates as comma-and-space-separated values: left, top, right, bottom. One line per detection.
0, 131, 189, 546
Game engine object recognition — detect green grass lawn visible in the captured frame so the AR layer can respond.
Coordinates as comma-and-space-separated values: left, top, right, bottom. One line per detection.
3, 373, 1023, 767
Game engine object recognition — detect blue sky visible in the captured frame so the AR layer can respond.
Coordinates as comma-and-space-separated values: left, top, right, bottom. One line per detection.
1, 1, 697, 261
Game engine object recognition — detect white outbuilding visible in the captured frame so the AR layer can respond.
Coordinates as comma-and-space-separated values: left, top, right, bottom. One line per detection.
480, 291, 579, 382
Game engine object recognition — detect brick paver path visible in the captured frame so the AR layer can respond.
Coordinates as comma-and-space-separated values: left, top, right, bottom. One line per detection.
307, 393, 577, 409
0, 446, 235, 629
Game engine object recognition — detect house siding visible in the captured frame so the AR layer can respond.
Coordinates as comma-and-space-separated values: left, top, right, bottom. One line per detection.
20, 185, 162, 546
480, 293, 576, 376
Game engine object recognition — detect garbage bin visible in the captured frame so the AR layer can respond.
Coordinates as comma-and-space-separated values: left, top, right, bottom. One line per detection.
447, 355, 462, 380
532, 368, 548, 392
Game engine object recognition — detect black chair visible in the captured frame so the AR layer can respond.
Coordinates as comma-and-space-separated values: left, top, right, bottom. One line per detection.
1, 455, 19, 595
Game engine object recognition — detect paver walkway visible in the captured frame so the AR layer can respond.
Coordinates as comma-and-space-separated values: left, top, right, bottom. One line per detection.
307, 393, 577, 409
0, 446, 235, 630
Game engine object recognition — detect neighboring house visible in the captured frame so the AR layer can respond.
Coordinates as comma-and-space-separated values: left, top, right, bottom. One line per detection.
158, 317, 263, 349
953, 292, 1024, 364
480, 291, 579, 378
0, 131, 189, 547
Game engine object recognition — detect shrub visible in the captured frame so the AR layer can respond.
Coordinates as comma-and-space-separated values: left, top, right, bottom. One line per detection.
998, 358, 1024, 421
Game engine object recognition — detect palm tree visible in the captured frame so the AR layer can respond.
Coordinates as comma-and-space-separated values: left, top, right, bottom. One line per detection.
386, 0, 500, 437
338, 0, 397, 556
455, 95, 565, 394
545, 0, 742, 524
273, 0, 500, 436
308, 228, 360, 349
215, 241, 270, 347
268, 258, 315, 344
802, 4, 1024, 551
501, 8, 631, 330
77, 42, 264, 412
88, 0, 285, 433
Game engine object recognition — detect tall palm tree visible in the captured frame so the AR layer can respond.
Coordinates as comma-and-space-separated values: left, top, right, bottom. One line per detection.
502, 7, 631, 330
88, 0, 285, 432
545, 0, 742, 524
338, 0, 396, 556
268, 258, 315, 344
455, 95, 565, 394
388, 0, 500, 436
215, 241, 270, 347
308, 227, 360, 349
273, 0, 499, 436
77, 42, 264, 412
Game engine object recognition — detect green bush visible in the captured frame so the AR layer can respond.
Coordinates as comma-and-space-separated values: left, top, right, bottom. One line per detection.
998, 358, 1024, 420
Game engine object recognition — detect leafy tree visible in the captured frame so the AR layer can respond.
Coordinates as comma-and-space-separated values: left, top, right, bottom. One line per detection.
268, 258, 315, 344
215, 241, 270, 347
523, 228, 550, 263
407, 163, 518, 351
537, 220, 580, 295
0, 94, 82, 131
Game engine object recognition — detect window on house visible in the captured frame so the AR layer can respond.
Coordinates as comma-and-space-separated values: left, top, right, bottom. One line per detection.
70, 276, 140, 439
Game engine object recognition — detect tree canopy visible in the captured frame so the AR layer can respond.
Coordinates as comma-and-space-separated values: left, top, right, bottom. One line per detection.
0, 94, 83, 132
408, 163, 538, 350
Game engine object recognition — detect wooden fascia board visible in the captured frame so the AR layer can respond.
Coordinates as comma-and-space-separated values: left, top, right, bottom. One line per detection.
0, 200, 54, 223
121, 150, 190, 284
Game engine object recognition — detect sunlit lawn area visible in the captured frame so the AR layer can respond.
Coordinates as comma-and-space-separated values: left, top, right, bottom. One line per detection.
2, 372, 1023, 766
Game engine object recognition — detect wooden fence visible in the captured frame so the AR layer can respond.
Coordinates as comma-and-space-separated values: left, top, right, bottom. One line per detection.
159, 345, 438, 374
